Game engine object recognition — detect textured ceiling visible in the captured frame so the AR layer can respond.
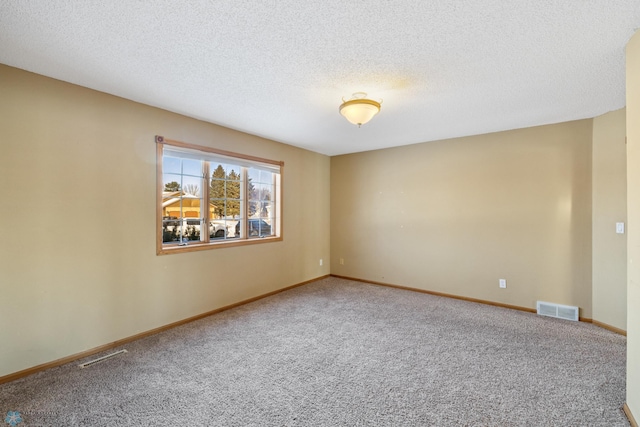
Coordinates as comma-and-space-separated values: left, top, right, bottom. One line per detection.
1, 1, 640, 156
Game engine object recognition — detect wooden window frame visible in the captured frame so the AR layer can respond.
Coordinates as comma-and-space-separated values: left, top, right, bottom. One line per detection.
156, 135, 283, 255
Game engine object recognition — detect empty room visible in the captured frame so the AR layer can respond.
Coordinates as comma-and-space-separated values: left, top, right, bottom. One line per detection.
1, 2, 640, 426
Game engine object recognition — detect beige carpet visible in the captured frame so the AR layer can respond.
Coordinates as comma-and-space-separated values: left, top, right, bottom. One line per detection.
0, 277, 628, 426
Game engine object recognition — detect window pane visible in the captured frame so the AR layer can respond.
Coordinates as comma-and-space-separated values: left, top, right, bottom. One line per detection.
246, 200, 256, 218
210, 195, 241, 218
184, 218, 202, 241
162, 156, 205, 244
226, 177, 241, 196
162, 173, 182, 193
246, 218, 272, 237
162, 217, 180, 242
247, 168, 260, 183
259, 170, 274, 184
257, 202, 273, 219
248, 168, 273, 185
231, 219, 241, 238
163, 156, 182, 174
224, 165, 242, 180
181, 178, 201, 197
209, 162, 243, 220
254, 183, 273, 201
182, 159, 202, 177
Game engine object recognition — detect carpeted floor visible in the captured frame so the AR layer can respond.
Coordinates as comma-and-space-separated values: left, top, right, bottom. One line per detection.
0, 277, 628, 426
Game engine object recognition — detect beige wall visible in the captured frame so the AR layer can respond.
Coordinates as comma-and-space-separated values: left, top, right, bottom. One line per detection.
626, 29, 640, 423
0, 59, 631, 388
331, 121, 594, 317
0, 64, 331, 378
592, 109, 627, 331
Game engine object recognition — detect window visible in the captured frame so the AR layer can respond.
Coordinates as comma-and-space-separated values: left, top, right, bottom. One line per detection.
156, 135, 282, 254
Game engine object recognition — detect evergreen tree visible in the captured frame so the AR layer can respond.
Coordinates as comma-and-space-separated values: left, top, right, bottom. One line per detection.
248, 176, 257, 217
209, 165, 260, 218
226, 169, 241, 217
164, 181, 181, 192
209, 165, 226, 218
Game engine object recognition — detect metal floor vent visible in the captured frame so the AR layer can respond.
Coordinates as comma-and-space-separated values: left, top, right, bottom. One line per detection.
78, 349, 127, 368
536, 301, 579, 321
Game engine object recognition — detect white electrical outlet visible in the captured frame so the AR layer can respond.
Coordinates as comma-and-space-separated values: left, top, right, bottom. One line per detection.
319, 259, 323, 266
499, 279, 507, 289
616, 222, 625, 234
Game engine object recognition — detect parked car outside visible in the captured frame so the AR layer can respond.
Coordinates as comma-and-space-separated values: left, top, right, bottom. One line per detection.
235, 219, 272, 237
162, 217, 227, 242
209, 220, 228, 238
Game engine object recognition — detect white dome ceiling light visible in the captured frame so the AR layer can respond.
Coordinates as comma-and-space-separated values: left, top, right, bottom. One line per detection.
339, 92, 382, 127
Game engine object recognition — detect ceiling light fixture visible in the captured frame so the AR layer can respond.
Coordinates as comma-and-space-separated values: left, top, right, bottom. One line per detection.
339, 92, 381, 127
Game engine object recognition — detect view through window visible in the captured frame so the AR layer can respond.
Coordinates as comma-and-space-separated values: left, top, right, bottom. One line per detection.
156, 136, 282, 254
